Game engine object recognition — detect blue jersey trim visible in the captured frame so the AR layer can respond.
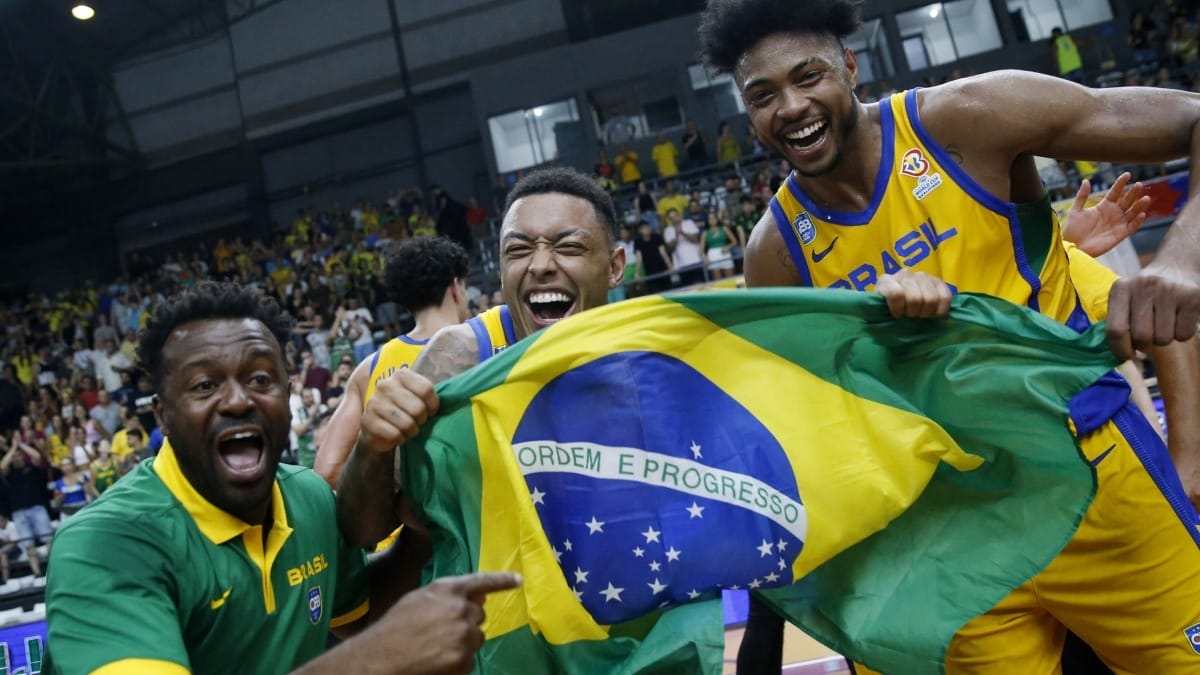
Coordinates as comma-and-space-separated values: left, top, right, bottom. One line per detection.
397, 334, 429, 346
367, 347, 383, 379
499, 305, 518, 346
1067, 370, 1131, 437
467, 316, 493, 365
903, 89, 1011, 217
1113, 405, 1200, 542
1064, 298, 1092, 333
769, 198, 814, 287
783, 100, 895, 226
902, 88, 1045, 311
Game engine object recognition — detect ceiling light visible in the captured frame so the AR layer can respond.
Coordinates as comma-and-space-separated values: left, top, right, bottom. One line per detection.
71, 4, 95, 20
928, 4, 941, 18
533, 107, 544, 117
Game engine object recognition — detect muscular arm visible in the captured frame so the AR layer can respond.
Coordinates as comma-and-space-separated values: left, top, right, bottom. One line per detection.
335, 325, 478, 546
313, 362, 371, 489
1149, 338, 1200, 509
744, 212, 803, 288
410, 324, 480, 385
921, 72, 1200, 356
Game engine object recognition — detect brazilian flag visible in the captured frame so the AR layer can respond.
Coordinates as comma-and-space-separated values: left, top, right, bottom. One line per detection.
402, 289, 1118, 674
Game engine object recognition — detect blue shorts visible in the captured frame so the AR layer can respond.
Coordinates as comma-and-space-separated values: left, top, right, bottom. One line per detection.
13, 506, 52, 547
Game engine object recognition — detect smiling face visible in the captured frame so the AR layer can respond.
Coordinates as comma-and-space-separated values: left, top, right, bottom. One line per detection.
155, 318, 290, 524
738, 31, 860, 178
499, 193, 624, 340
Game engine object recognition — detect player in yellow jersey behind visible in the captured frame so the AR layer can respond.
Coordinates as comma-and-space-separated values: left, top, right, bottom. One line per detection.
314, 236, 473, 489
698, 0, 1200, 671
336, 166, 627, 548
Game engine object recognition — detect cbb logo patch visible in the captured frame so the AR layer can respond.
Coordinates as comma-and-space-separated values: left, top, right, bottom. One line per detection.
307, 586, 323, 624
1185, 623, 1200, 655
512, 352, 806, 625
792, 212, 817, 245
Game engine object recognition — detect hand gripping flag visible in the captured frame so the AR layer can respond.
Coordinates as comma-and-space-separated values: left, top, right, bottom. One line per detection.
401, 289, 1118, 674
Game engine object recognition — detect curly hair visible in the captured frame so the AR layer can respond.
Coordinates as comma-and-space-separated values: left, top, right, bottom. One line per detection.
384, 237, 470, 312
504, 167, 617, 244
699, 0, 863, 74
138, 281, 293, 391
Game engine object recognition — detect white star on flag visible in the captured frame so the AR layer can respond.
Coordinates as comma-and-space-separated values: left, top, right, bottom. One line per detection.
601, 582, 625, 602
777, 557, 787, 570
749, 578, 762, 589
530, 487, 546, 505
686, 502, 705, 519
690, 441, 703, 459
632, 546, 645, 558
687, 589, 701, 599
777, 539, 788, 551
764, 572, 780, 583
729, 585, 741, 590
642, 526, 661, 543
649, 560, 661, 572
563, 539, 573, 552
552, 546, 562, 562
665, 546, 681, 562
586, 516, 605, 534
572, 587, 583, 601
574, 567, 589, 584
757, 539, 774, 557
648, 578, 668, 594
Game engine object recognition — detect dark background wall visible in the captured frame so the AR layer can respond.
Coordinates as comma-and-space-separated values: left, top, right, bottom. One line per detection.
0, 0, 1138, 291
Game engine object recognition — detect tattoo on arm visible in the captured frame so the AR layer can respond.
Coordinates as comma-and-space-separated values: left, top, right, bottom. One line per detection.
776, 245, 795, 269
945, 145, 965, 166
412, 327, 480, 384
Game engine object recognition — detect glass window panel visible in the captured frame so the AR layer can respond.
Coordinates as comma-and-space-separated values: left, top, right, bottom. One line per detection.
1006, 0, 1064, 41
945, 0, 1003, 58
845, 18, 894, 82
688, 64, 747, 116
488, 98, 581, 175
897, 4, 957, 67
1059, 0, 1112, 31
590, 71, 685, 144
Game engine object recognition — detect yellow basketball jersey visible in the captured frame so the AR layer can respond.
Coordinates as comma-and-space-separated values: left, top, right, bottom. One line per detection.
770, 89, 1088, 330
467, 305, 517, 363
363, 335, 429, 406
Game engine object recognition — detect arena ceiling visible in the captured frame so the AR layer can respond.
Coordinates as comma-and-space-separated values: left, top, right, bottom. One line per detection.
0, 0, 276, 208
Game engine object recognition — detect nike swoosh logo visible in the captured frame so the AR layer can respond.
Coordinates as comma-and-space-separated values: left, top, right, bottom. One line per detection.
1089, 444, 1117, 467
811, 237, 839, 263
210, 587, 232, 610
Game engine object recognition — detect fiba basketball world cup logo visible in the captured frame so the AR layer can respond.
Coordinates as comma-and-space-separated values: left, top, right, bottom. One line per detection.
511, 352, 806, 625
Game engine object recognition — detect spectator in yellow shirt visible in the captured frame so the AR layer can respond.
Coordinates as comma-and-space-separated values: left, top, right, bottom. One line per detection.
615, 143, 642, 184
656, 179, 690, 223
652, 132, 679, 178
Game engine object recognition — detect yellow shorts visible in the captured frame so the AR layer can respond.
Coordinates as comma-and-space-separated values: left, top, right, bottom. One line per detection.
942, 403, 1200, 674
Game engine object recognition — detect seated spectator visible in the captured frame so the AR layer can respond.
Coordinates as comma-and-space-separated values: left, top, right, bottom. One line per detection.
0, 515, 19, 584
52, 457, 97, 519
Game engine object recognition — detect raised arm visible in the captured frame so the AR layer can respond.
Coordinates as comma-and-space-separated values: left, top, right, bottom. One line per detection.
921, 71, 1200, 358
335, 324, 478, 547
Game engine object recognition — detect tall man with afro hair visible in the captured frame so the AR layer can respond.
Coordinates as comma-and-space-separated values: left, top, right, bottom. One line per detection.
699, 0, 1200, 672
